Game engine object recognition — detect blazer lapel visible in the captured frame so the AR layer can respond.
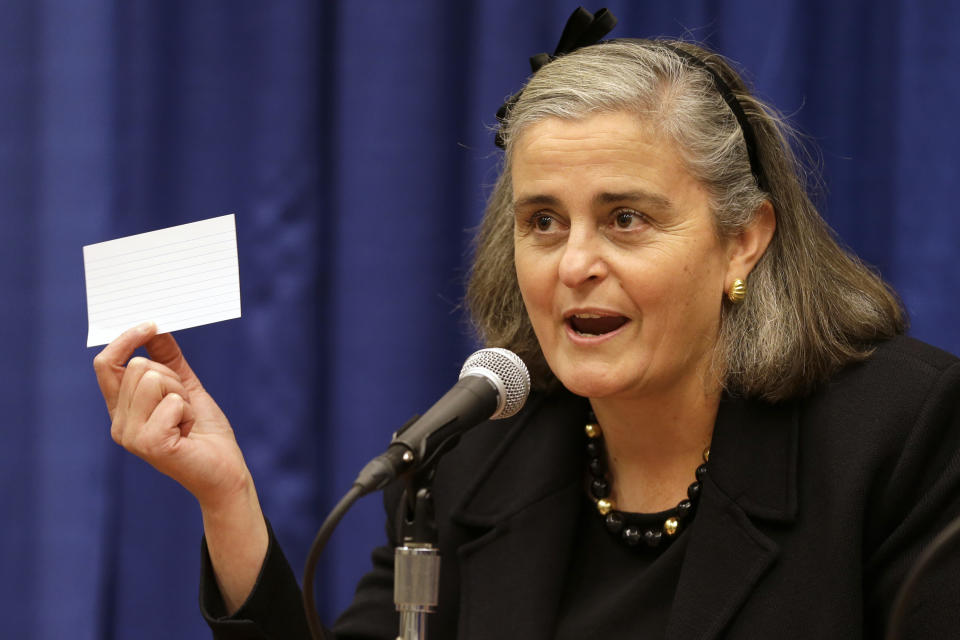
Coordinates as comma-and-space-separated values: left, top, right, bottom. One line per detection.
438, 392, 799, 640
666, 398, 800, 640
447, 391, 587, 640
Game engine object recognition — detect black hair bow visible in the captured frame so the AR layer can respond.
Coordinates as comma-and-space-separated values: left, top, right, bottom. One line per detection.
494, 7, 618, 148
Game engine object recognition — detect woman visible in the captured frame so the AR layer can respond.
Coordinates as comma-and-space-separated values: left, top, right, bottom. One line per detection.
94, 11, 960, 639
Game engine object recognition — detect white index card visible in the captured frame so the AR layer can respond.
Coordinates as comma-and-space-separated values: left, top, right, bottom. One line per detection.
83, 214, 241, 347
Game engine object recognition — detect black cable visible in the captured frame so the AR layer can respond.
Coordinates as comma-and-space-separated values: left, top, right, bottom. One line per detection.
300, 445, 410, 639
885, 512, 960, 640
302, 483, 367, 640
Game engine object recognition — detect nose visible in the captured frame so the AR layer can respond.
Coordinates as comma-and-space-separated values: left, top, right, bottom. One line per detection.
558, 225, 608, 288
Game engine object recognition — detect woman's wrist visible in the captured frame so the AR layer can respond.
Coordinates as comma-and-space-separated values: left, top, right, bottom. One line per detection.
200, 474, 270, 615
196, 467, 259, 519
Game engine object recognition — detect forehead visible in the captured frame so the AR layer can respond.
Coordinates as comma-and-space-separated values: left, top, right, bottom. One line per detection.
510, 112, 703, 207
513, 111, 662, 154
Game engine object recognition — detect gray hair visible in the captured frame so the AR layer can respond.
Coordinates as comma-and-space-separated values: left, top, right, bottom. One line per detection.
467, 39, 904, 401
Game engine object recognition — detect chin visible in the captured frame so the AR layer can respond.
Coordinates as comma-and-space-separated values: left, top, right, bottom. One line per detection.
563, 381, 630, 400
552, 363, 637, 400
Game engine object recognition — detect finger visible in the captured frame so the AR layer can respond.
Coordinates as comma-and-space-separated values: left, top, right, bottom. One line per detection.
178, 395, 198, 438
127, 368, 192, 430
93, 321, 158, 414
112, 362, 186, 444
145, 333, 203, 393
121, 357, 187, 399
131, 393, 191, 464
116, 356, 164, 424
111, 368, 192, 446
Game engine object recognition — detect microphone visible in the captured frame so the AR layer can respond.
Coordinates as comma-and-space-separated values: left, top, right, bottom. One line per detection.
354, 348, 530, 493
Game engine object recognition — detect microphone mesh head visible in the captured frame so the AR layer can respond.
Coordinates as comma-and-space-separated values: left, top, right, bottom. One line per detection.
459, 348, 531, 419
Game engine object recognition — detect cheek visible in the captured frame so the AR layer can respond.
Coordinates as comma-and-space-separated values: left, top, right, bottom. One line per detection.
514, 246, 554, 321
632, 250, 725, 324
674, 251, 728, 324
674, 235, 730, 287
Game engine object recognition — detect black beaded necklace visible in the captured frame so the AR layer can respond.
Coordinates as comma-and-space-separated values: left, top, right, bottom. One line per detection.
585, 416, 709, 549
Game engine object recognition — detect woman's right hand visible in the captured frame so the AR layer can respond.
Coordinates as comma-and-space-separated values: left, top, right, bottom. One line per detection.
94, 321, 269, 613
93, 321, 252, 511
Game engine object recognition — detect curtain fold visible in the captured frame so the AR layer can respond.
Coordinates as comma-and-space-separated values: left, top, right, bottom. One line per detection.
1, 1, 957, 637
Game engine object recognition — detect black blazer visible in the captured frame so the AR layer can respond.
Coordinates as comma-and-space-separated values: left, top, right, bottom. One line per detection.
203, 336, 960, 639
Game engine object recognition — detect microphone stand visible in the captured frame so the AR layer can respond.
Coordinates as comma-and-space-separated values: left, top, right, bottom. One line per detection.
393, 474, 441, 640
302, 347, 530, 640
304, 392, 500, 640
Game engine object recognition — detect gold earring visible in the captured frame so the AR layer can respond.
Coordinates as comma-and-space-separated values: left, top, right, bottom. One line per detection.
728, 278, 747, 304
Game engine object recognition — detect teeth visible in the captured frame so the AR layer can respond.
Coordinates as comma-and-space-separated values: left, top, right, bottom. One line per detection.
567, 313, 629, 337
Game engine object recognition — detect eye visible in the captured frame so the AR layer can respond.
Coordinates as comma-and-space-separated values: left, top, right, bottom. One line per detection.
515, 209, 566, 239
613, 209, 646, 229
528, 213, 559, 232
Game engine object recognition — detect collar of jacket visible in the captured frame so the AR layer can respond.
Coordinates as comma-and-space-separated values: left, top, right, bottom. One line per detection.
449, 390, 799, 526
443, 389, 800, 640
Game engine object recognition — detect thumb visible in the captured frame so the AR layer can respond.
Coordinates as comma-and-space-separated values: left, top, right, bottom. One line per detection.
145, 333, 202, 392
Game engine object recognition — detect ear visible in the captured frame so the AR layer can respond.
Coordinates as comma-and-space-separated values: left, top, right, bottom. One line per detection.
725, 200, 775, 288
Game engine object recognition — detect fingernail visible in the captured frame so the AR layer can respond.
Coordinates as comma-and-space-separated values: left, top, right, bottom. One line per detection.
136, 321, 156, 333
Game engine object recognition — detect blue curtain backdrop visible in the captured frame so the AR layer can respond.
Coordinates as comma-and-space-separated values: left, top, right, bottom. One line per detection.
1, 1, 958, 637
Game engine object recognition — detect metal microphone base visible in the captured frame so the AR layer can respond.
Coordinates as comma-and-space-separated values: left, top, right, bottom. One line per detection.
396, 608, 430, 640
394, 485, 440, 640
394, 543, 440, 640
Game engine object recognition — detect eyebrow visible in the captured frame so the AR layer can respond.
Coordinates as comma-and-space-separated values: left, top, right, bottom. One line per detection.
512, 190, 673, 212
597, 190, 673, 210
512, 194, 562, 210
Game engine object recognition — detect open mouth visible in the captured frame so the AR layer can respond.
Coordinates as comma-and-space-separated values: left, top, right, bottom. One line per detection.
567, 313, 629, 336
